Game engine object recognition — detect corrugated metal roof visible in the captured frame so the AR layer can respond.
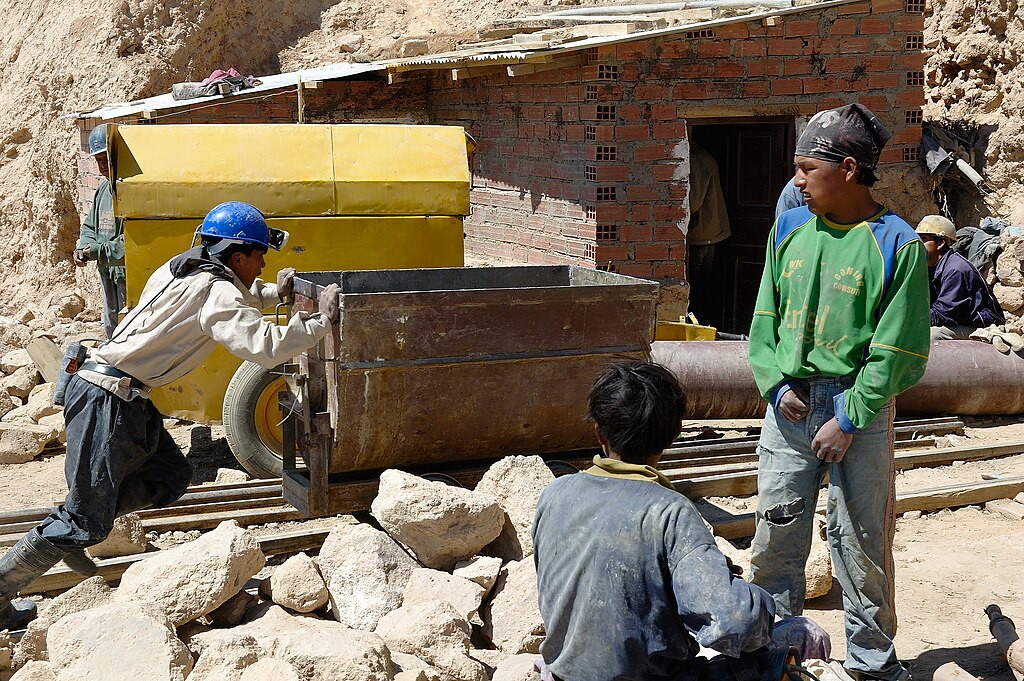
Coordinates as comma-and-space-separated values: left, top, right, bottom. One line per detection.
76, 62, 385, 120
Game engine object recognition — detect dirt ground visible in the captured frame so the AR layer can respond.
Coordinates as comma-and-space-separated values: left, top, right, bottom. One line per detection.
2, 416, 1023, 679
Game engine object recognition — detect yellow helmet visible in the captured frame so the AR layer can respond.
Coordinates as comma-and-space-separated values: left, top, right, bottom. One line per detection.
916, 215, 956, 244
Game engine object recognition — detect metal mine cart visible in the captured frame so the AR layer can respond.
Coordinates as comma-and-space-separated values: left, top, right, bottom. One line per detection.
280, 266, 659, 517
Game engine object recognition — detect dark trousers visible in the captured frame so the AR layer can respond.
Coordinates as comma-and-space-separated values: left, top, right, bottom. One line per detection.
98, 270, 126, 340
37, 374, 192, 548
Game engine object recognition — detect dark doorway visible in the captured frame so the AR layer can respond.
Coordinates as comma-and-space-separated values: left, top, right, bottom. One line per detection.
689, 119, 795, 334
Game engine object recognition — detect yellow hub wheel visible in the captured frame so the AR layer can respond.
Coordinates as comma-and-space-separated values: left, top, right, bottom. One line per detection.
253, 376, 286, 458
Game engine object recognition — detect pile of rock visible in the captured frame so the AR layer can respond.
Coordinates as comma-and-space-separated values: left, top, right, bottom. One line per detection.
0, 365, 64, 465
1, 455, 558, 681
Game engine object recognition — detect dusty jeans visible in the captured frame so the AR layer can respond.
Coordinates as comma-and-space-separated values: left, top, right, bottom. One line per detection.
36, 374, 192, 548
750, 376, 907, 681
99, 269, 126, 340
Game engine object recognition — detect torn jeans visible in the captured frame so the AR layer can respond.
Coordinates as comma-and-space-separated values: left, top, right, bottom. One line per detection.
750, 375, 907, 681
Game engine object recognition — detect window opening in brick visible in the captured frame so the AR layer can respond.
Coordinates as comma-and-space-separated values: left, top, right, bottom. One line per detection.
685, 28, 715, 39
585, 205, 597, 220
598, 64, 619, 81
597, 263, 617, 272
905, 0, 925, 12
905, 109, 923, 125
585, 124, 597, 141
584, 243, 596, 259
586, 47, 600, 64
902, 146, 919, 162
597, 186, 617, 201
905, 34, 924, 50
585, 165, 597, 181
597, 224, 618, 241
596, 104, 616, 121
585, 84, 599, 101
596, 145, 617, 161
907, 71, 925, 86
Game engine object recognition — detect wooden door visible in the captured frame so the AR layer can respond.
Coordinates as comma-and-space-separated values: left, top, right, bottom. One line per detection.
690, 120, 795, 334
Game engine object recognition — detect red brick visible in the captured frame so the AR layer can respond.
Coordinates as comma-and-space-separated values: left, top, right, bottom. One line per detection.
653, 204, 685, 221
651, 103, 678, 120
635, 83, 672, 100
894, 127, 923, 145
744, 81, 771, 98
858, 94, 889, 111
621, 225, 654, 242
697, 42, 732, 58
735, 41, 767, 58
657, 62, 713, 79
616, 125, 650, 141
618, 263, 654, 277
653, 164, 676, 181
897, 89, 926, 106
771, 79, 803, 95
653, 122, 687, 139
863, 55, 894, 71
673, 82, 710, 99
653, 224, 687, 241
871, 0, 903, 11
653, 263, 686, 278
631, 205, 654, 221
617, 42, 653, 60
896, 53, 927, 69
859, 17, 892, 34
894, 15, 925, 32
707, 82, 743, 98
839, 37, 872, 54
747, 59, 782, 77
715, 23, 750, 39
867, 72, 900, 88
596, 205, 629, 221
594, 125, 615, 142
596, 244, 629, 260
804, 76, 838, 94
713, 61, 745, 78
634, 143, 672, 162
635, 244, 670, 260
785, 19, 820, 37
619, 63, 641, 81
619, 104, 646, 123
838, 1, 870, 14
827, 56, 859, 73
784, 58, 815, 76
879, 147, 903, 164
767, 38, 804, 56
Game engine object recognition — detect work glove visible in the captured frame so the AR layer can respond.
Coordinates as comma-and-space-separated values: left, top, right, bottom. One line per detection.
318, 283, 340, 323
277, 267, 295, 301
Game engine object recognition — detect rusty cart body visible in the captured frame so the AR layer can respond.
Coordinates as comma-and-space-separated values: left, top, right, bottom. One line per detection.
282, 265, 659, 516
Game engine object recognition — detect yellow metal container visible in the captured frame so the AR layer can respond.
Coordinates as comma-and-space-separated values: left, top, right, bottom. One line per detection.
110, 124, 471, 218
655, 320, 717, 341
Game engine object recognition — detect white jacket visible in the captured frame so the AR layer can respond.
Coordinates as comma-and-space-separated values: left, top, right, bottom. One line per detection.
83, 248, 330, 400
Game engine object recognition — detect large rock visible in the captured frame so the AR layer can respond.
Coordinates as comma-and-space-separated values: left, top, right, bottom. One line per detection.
453, 555, 503, 597
115, 520, 266, 626
400, 38, 429, 57
240, 658, 301, 680
48, 293, 86, 320
0, 348, 31, 375
269, 552, 329, 614
995, 283, 1024, 313
9, 662, 57, 681
475, 456, 553, 561
3, 383, 60, 424
404, 568, 486, 625
493, 654, 541, 681
87, 512, 147, 558
806, 517, 834, 600
36, 412, 66, 444
214, 468, 251, 484
371, 469, 505, 570
188, 603, 393, 681
481, 559, 545, 654
0, 422, 56, 463
207, 590, 257, 628
2, 365, 40, 399
0, 390, 13, 419
47, 601, 193, 681
15, 576, 113, 666
337, 32, 365, 53
315, 519, 418, 631
377, 601, 488, 681
392, 652, 443, 681
997, 251, 1024, 287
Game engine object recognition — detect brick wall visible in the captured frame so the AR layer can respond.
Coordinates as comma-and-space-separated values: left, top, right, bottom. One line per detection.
429, 0, 926, 279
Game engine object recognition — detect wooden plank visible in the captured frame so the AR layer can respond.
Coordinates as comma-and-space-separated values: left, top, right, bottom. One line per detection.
571, 22, 637, 37
513, 31, 559, 43
25, 527, 332, 595
26, 336, 63, 383
141, 505, 305, 533
451, 66, 506, 81
507, 54, 585, 77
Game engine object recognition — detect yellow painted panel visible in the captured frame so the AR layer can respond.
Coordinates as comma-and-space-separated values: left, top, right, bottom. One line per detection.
330, 126, 471, 216
125, 216, 465, 423
111, 124, 336, 219
111, 124, 471, 219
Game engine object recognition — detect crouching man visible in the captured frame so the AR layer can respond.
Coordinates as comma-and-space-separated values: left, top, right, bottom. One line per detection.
0, 201, 340, 629
532, 361, 828, 681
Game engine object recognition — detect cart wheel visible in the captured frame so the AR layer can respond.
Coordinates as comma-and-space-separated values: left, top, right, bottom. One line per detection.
223, 361, 286, 479
421, 473, 465, 488
546, 460, 579, 477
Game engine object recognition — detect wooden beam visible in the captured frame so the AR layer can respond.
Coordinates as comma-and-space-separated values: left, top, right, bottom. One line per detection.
571, 22, 638, 37
507, 54, 585, 77
451, 65, 506, 81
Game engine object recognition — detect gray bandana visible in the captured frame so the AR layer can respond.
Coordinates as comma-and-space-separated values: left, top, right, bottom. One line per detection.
795, 103, 891, 170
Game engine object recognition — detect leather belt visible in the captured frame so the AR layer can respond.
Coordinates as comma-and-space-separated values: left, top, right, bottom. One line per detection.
79, 361, 146, 390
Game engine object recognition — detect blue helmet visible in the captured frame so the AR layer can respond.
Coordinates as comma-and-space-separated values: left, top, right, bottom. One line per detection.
196, 201, 289, 255
88, 124, 108, 157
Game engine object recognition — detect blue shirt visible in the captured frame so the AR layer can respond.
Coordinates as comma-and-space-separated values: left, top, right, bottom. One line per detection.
930, 249, 1004, 328
775, 178, 805, 219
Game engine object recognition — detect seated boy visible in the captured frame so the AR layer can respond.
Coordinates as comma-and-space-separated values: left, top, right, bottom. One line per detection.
532, 360, 827, 681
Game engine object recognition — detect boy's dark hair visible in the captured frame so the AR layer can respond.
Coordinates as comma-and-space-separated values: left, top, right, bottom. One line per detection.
587, 360, 687, 464
202, 237, 268, 263
830, 160, 878, 187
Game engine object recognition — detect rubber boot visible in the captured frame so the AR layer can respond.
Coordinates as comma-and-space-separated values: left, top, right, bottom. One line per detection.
0, 528, 72, 629
61, 549, 98, 577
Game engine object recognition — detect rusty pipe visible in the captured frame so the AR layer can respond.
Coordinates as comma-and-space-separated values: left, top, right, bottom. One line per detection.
651, 340, 1024, 419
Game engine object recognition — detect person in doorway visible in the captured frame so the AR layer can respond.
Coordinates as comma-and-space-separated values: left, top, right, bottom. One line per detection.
74, 124, 126, 338
532, 360, 829, 681
775, 176, 806, 219
0, 201, 341, 630
687, 143, 731, 320
916, 214, 1004, 341
748, 104, 930, 681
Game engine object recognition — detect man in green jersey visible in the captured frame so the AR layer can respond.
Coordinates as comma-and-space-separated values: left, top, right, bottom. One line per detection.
748, 104, 930, 681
